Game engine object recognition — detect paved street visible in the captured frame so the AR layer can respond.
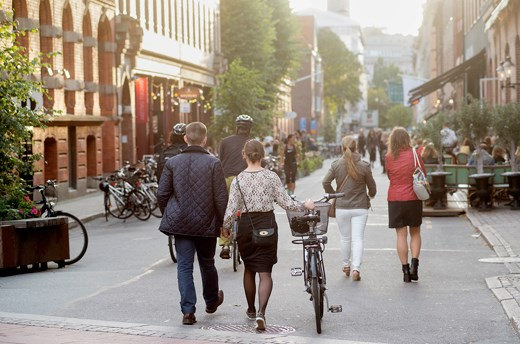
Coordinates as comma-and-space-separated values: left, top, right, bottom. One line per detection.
1, 158, 520, 343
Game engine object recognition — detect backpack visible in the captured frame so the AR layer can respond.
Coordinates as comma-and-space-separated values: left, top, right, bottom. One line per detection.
156, 145, 185, 182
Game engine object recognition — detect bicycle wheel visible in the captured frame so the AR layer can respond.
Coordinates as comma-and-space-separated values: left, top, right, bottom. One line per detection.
168, 236, 177, 263
232, 220, 240, 271
128, 189, 152, 221
311, 252, 322, 334
53, 212, 88, 265
232, 241, 240, 272
148, 184, 162, 218
106, 189, 133, 219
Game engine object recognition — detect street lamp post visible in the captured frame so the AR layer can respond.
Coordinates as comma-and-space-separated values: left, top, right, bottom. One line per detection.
496, 56, 520, 89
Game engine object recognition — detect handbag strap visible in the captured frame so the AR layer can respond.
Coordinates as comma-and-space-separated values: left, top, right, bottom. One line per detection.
412, 149, 423, 172
236, 175, 273, 230
336, 174, 349, 193
235, 175, 255, 230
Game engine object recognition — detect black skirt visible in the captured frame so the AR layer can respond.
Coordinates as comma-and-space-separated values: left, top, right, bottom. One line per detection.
237, 211, 278, 273
388, 200, 423, 228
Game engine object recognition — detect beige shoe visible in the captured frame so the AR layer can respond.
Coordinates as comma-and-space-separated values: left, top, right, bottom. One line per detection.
352, 270, 361, 281
342, 266, 351, 277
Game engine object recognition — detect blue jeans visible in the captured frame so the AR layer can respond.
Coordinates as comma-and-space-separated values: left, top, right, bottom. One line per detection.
174, 235, 219, 314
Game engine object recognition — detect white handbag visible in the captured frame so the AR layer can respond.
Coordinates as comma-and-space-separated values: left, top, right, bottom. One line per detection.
412, 149, 431, 201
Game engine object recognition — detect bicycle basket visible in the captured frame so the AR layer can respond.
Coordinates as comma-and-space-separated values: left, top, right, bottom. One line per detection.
286, 202, 330, 236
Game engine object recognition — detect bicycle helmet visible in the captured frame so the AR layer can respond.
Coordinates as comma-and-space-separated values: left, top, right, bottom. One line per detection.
235, 114, 253, 127
98, 181, 109, 192
172, 123, 187, 135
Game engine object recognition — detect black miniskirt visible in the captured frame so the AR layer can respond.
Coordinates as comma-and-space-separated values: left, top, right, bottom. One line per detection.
388, 200, 423, 228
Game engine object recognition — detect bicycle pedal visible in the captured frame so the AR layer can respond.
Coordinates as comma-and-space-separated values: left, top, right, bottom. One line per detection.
329, 305, 342, 313
291, 267, 302, 276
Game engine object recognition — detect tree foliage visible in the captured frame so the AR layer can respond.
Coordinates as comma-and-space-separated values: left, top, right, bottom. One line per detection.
492, 102, 520, 171
0, 11, 55, 218
318, 28, 362, 110
383, 104, 413, 130
455, 96, 492, 173
367, 87, 389, 127
210, 60, 270, 141
218, 0, 301, 134
372, 58, 402, 88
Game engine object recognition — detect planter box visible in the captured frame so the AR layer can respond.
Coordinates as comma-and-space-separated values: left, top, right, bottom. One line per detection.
0, 217, 69, 270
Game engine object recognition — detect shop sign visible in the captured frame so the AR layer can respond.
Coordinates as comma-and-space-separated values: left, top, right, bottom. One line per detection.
177, 86, 201, 100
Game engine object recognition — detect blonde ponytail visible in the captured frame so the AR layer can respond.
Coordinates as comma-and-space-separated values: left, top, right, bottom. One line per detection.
342, 136, 359, 180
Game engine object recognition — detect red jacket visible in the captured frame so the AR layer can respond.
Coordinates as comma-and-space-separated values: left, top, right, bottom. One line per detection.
385, 147, 426, 201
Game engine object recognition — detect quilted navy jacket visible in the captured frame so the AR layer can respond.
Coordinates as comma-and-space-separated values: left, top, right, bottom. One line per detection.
157, 146, 228, 237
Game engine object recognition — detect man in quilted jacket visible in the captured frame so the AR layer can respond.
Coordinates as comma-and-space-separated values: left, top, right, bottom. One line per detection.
157, 122, 229, 325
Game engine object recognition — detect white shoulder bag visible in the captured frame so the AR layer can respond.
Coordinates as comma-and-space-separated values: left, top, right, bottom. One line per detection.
412, 149, 431, 201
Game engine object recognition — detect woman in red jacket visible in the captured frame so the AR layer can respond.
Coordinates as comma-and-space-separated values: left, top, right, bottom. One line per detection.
385, 127, 425, 283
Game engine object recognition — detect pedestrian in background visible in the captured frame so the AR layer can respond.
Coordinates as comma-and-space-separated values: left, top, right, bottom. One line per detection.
385, 127, 425, 283
157, 122, 228, 325
322, 136, 376, 281
156, 123, 187, 182
358, 128, 366, 158
366, 128, 378, 168
223, 139, 314, 331
218, 114, 254, 259
279, 133, 300, 195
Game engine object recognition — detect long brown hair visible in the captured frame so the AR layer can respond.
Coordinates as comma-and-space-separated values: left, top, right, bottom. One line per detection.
388, 127, 411, 160
341, 136, 359, 180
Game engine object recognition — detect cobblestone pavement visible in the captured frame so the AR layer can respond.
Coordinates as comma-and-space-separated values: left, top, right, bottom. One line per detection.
465, 205, 520, 334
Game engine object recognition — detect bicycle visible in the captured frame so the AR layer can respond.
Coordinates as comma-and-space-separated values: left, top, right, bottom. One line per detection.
231, 211, 241, 272
34, 180, 88, 266
286, 193, 344, 334
168, 235, 177, 263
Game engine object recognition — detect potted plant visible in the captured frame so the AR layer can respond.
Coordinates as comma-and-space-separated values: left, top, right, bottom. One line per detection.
0, 11, 53, 220
455, 96, 493, 209
492, 102, 520, 209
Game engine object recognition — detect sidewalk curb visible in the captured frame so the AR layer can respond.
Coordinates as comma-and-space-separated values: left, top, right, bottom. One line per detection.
486, 276, 520, 334
467, 210, 520, 337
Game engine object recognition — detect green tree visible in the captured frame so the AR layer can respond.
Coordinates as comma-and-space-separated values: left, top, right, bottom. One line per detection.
218, 0, 301, 126
210, 60, 270, 141
372, 58, 402, 89
368, 87, 389, 127
492, 102, 520, 172
318, 28, 362, 109
266, 0, 302, 84
0, 10, 55, 219
455, 96, 492, 173
413, 111, 449, 167
383, 104, 413, 129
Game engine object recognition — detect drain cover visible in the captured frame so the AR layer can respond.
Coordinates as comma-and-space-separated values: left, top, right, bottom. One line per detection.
479, 257, 520, 263
203, 324, 295, 334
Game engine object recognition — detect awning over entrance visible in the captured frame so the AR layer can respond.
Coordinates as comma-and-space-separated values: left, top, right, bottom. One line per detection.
408, 49, 486, 105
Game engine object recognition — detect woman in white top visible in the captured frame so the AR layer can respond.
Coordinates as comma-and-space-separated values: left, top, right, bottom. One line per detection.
223, 139, 313, 331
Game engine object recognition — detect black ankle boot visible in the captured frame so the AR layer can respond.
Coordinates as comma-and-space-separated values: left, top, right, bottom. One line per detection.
402, 264, 411, 283
410, 258, 419, 281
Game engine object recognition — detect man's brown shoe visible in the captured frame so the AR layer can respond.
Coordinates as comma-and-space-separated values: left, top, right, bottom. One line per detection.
182, 313, 196, 325
206, 290, 224, 314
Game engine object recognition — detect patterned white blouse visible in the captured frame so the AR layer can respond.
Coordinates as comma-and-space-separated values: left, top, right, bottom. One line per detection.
223, 169, 305, 230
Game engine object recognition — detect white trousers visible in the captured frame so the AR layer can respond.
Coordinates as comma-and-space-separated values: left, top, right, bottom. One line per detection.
336, 208, 369, 272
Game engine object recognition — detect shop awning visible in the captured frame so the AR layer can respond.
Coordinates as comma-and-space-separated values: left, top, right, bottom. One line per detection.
408, 50, 486, 105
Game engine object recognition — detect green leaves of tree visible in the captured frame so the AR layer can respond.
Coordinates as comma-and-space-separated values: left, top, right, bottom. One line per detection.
318, 28, 362, 109
217, 0, 300, 140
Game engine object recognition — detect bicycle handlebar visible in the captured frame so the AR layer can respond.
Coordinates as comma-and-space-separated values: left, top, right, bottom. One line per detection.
320, 192, 344, 202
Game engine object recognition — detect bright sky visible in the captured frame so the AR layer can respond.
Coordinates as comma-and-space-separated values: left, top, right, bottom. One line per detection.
289, 0, 427, 36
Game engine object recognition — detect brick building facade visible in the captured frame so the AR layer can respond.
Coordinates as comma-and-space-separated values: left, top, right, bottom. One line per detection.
3, 0, 221, 200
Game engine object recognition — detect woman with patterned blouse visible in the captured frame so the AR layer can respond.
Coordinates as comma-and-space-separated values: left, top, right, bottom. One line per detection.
223, 139, 314, 331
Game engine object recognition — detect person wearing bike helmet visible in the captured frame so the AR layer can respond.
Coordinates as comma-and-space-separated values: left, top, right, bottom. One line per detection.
156, 123, 188, 182
218, 114, 253, 259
